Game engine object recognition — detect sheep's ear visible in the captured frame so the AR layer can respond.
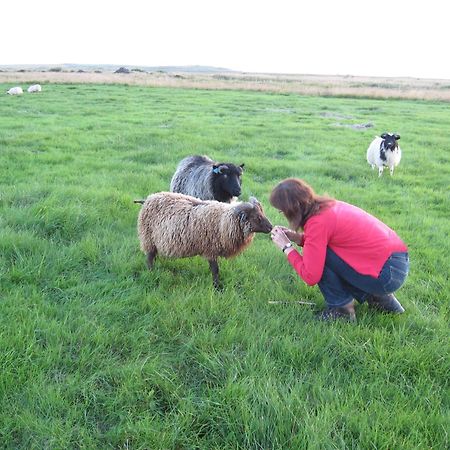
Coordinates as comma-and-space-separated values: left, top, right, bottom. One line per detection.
213, 164, 228, 174
394, 134, 400, 140
381, 133, 388, 139
249, 197, 262, 209
240, 163, 245, 171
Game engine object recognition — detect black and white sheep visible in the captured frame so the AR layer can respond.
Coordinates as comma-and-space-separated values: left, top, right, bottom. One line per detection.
136, 192, 273, 289
367, 133, 402, 177
170, 155, 244, 203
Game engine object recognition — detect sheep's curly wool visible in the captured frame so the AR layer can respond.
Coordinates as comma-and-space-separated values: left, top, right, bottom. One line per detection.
138, 192, 256, 260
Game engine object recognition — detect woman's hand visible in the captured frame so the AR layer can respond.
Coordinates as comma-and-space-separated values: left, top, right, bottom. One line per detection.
271, 226, 294, 254
274, 226, 304, 246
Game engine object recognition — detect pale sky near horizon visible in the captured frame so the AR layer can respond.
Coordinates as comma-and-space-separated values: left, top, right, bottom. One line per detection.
2, 0, 449, 79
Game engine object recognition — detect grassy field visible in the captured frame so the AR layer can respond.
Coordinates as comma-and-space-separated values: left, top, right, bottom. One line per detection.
0, 83, 449, 449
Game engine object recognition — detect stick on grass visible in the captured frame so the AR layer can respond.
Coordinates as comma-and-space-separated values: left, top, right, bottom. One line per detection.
268, 300, 316, 306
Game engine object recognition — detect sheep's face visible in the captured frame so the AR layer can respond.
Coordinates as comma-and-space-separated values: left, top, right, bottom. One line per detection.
381, 133, 400, 151
236, 197, 273, 234
212, 163, 244, 199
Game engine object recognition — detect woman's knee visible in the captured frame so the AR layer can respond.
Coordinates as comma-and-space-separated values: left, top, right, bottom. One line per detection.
319, 266, 355, 307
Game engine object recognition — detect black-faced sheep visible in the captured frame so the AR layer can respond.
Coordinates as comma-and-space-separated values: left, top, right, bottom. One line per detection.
136, 192, 273, 289
367, 133, 402, 177
170, 155, 244, 203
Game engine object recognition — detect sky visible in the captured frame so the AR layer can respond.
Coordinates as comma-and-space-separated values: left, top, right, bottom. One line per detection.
2, 0, 449, 79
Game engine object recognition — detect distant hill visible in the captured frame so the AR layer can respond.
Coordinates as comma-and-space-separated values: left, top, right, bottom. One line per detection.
0, 63, 234, 73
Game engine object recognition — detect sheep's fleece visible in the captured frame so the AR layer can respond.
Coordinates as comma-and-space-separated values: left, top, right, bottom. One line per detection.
137, 192, 269, 260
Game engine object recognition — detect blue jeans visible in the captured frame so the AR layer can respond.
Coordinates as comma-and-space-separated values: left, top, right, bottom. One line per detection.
318, 249, 409, 307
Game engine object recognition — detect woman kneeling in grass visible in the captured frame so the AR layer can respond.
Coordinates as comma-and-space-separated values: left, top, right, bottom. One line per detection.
269, 178, 409, 322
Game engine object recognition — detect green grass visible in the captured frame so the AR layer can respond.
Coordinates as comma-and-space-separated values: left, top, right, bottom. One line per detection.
1, 84, 449, 449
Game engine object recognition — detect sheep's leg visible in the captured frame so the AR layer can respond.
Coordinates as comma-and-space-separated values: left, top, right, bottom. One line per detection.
146, 249, 157, 270
378, 167, 383, 177
208, 259, 221, 290
390, 166, 394, 176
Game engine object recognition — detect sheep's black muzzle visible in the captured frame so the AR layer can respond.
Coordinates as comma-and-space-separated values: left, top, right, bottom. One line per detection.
256, 218, 273, 234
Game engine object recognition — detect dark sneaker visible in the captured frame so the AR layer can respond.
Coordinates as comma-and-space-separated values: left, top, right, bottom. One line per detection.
367, 294, 405, 313
315, 306, 356, 322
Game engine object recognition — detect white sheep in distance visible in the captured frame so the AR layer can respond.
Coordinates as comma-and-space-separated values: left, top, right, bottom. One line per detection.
6, 87, 23, 95
367, 133, 402, 177
135, 192, 273, 289
27, 84, 42, 93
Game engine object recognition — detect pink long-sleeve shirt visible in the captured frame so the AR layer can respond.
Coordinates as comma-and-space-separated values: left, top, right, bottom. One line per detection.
287, 201, 408, 286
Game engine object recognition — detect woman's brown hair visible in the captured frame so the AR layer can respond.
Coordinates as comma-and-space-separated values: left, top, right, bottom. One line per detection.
269, 178, 335, 230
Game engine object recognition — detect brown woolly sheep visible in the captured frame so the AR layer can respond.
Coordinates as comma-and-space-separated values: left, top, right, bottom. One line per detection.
136, 192, 273, 289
